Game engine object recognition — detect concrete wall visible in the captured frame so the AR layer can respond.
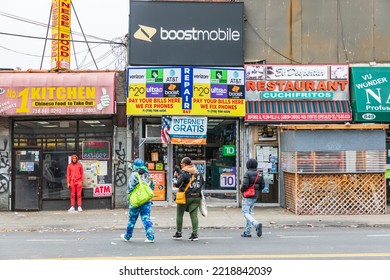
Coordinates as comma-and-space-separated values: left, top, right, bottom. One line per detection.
0, 118, 11, 210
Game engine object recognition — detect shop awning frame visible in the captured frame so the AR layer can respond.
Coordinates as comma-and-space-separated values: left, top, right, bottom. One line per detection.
245, 100, 352, 122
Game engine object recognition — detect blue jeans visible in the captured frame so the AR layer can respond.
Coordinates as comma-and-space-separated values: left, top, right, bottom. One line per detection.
242, 197, 259, 235
125, 201, 154, 241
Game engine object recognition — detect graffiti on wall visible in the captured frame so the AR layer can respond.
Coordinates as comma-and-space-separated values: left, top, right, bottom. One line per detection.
0, 139, 10, 193
114, 141, 127, 187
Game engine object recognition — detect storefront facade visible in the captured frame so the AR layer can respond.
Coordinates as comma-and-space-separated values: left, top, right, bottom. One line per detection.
127, 66, 245, 206
243, 64, 353, 208
126, 1, 245, 207
350, 65, 390, 204
0, 71, 118, 211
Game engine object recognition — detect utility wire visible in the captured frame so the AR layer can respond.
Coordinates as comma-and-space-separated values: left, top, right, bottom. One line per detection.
244, 16, 302, 64
0, 11, 116, 44
0, 32, 125, 45
71, 1, 98, 70
0, 10, 127, 70
40, 6, 52, 70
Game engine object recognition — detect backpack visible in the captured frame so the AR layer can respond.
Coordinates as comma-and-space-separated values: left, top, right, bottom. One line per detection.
128, 172, 154, 208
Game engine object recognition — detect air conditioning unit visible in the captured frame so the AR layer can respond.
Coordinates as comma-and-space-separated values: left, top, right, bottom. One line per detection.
145, 124, 161, 138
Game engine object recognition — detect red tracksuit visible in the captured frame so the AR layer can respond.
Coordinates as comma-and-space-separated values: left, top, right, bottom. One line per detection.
66, 155, 84, 207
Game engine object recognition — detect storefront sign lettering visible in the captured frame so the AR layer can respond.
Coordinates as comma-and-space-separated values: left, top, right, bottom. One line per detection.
0, 72, 116, 116
93, 184, 112, 197
127, 66, 245, 117
350, 67, 390, 122
245, 64, 349, 101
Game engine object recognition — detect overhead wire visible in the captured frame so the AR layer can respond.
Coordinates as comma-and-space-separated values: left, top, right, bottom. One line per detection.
244, 15, 302, 64
0, 10, 126, 70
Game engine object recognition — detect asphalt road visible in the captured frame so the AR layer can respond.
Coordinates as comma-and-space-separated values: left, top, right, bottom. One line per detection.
2, 227, 390, 260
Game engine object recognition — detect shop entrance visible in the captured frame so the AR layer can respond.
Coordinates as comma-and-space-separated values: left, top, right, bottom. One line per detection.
13, 148, 41, 210
140, 142, 168, 203
134, 117, 240, 206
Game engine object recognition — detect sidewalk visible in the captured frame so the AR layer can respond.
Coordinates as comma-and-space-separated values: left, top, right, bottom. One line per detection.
1, 206, 390, 232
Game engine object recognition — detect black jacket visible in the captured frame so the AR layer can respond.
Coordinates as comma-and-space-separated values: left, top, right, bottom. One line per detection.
240, 168, 265, 199
174, 165, 204, 197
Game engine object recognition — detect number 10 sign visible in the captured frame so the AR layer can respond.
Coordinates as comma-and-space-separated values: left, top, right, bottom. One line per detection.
220, 171, 236, 188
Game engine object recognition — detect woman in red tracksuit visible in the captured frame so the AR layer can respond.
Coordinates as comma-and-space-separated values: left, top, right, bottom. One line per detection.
66, 155, 84, 212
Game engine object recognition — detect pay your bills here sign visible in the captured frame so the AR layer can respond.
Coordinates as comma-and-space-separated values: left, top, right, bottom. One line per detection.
126, 67, 245, 117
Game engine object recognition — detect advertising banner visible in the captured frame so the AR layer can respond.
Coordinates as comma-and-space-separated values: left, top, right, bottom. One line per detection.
127, 66, 245, 116
129, 1, 244, 66
161, 116, 207, 145
0, 72, 116, 115
51, 0, 71, 71
149, 171, 166, 201
350, 67, 390, 122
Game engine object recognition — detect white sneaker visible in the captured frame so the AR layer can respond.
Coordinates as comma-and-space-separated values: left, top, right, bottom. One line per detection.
68, 206, 75, 212
144, 238, 154, 243
77, 207, 83, 212
121, 234, 130, 242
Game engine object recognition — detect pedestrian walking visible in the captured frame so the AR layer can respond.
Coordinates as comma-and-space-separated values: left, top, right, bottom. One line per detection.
172, 157, 204, 241
121, 158, 155, 243
240, 158, 265, 237
66, 154, 84, 212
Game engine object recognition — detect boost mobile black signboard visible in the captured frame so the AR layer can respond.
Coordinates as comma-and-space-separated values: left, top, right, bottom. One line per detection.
129, 1, 244, 67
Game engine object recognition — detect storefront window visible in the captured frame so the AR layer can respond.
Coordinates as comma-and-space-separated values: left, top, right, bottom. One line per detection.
13, 119, 113, 201
133, 117, 240, 205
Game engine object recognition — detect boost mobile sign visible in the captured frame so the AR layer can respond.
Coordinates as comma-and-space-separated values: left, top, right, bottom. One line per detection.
129, 1, 244, 66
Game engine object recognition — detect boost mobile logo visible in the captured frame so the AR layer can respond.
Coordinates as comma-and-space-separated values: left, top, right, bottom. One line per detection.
134, 24, 240, 42
134, 24, 157, 42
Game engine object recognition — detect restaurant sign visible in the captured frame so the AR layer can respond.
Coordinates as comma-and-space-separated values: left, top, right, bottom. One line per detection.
245, 64, 349, 101
350, 67, 390, 122
0, 72, 116, 116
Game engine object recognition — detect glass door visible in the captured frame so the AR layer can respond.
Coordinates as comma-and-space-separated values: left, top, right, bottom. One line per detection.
13, 149, 41, 210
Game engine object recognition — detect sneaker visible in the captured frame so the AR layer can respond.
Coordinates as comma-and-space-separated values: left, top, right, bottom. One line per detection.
120, 234, 130, 242
77, 206, 83, 212
189, 233, 198, 241
172, 232, 182, 240
68, 206, 75, 212
241, 232, 252, 237
144, 238, 155, 243
256, 223, 263, 237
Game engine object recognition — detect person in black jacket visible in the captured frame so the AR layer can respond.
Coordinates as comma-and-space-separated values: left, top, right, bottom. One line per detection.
172, 157, 204, 241
240, 158, 265, 237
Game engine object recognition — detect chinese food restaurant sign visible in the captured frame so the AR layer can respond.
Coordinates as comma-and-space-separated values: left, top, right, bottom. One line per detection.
350, 66, 390, 122
51, 0, 71, 71
0, 72, 116, 115
127, 66, 245, 116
